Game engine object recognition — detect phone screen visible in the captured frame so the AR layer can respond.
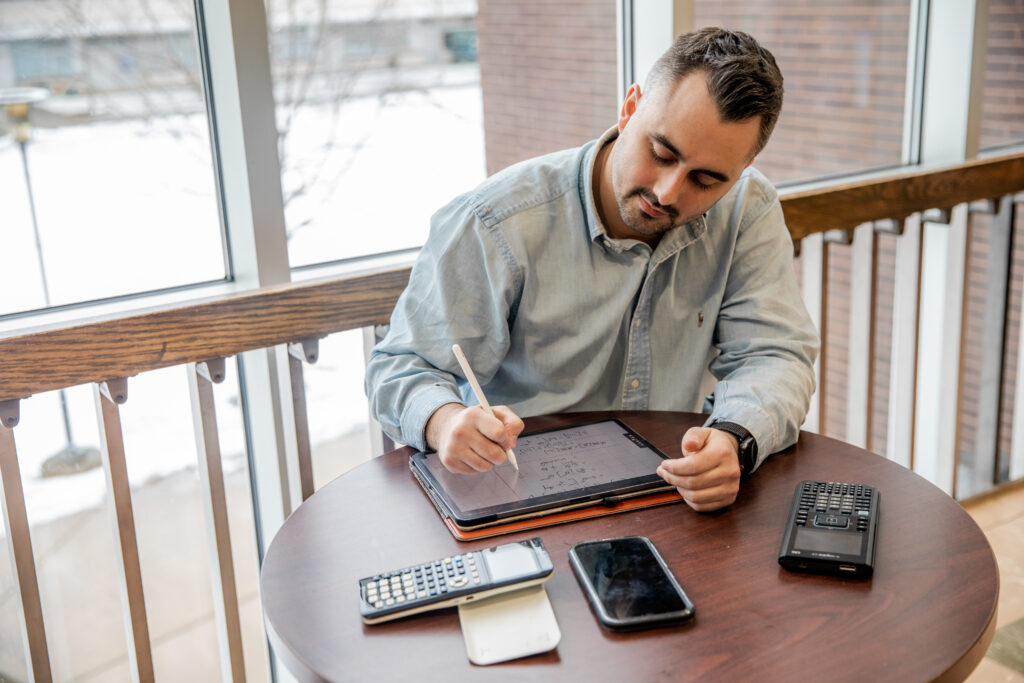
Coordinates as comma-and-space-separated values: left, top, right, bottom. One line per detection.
570, 536, 694, 628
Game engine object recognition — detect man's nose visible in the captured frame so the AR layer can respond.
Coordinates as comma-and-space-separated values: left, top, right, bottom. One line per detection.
652, 168, 688, 207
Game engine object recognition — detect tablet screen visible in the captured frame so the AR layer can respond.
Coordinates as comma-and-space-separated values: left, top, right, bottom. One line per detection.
411, 419, 670, 525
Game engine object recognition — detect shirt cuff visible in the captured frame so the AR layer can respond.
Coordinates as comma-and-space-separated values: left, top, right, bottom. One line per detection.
704, 403, 776, 471
400, 384, 464, 452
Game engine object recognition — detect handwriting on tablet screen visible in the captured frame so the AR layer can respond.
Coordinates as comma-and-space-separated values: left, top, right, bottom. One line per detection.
428, 421, 666, 510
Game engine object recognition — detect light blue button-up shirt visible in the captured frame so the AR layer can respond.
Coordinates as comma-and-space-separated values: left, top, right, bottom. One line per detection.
365, 127, 819, 469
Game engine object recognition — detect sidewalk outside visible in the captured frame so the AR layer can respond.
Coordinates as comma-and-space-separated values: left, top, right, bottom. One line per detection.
0, 428, 370, 682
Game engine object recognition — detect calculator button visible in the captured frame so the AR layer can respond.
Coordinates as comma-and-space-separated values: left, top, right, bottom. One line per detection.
814, 514, 850, 529
448, 575, 469, 588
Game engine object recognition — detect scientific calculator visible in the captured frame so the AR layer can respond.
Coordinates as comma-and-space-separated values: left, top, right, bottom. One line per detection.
778, 480, 880, 578
359, 537, 554, 624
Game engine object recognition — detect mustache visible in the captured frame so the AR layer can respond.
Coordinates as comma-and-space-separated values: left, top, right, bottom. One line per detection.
631, 189, 677, 217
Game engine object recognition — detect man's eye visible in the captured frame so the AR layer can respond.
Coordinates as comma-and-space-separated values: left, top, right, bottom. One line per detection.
693, 174, 716, 190
650, 145, 673, 165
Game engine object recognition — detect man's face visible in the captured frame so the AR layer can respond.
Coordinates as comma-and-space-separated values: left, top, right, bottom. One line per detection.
605, 71, 762, 242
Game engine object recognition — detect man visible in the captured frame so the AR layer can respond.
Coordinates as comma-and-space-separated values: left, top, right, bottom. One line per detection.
365, 28, 819, 512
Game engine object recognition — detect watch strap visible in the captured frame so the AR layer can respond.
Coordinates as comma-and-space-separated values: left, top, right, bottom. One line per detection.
710, 421, 758, 475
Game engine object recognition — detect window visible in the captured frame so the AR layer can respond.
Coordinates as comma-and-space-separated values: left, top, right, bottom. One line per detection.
268, 1, 485, 268
0, 4, 225, 318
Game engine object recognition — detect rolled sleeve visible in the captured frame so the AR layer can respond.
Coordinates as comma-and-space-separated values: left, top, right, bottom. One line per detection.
364, 194, 520, 450
705, 188, 820, 462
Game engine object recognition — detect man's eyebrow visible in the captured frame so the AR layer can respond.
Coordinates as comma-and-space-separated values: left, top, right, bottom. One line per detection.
650, 132, 730, 183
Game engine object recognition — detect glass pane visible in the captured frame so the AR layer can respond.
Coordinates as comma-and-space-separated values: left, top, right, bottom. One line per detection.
271, 1, 485, 267
308, 330, 377, 490
0, 4, 225, 317
694, 2, 912, 184
277, 0, 618, 268
980, 0, 1024, 150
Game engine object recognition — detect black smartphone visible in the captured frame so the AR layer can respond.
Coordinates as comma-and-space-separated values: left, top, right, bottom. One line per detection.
568, 536, 695, 631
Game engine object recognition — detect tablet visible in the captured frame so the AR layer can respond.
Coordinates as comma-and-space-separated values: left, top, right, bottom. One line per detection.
409, 419, 674, 530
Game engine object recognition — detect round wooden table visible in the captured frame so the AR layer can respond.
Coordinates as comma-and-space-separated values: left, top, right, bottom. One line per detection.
261, 411, 999, 682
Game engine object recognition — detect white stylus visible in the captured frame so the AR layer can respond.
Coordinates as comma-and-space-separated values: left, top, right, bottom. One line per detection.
451, 343, 520, 471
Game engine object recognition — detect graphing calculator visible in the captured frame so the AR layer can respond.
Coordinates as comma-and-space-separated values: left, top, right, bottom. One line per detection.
778, 480, 880, 578
358, 537, 554, 624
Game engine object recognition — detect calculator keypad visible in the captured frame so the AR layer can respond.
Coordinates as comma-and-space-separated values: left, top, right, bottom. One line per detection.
361, 553, 482, 611
796, 481, 875, 532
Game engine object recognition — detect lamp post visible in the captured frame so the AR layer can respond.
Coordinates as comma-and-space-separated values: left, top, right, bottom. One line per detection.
0, 87, 100, 476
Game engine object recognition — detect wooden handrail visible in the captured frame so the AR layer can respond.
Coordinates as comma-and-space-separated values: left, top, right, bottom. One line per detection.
0, 152, 1022, 402
0, 268, 409, 402
780, 151, 1024, 240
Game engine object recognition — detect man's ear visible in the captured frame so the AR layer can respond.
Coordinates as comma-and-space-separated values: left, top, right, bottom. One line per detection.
617, 84, 642, 132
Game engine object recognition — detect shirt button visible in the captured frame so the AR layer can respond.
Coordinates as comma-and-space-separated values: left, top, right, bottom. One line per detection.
634, 319, 641, 327
631, 379, 639, 389
603, 239, 611, 248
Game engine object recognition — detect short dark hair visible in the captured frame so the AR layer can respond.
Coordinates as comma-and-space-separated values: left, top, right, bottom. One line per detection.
644, 27, 784, 158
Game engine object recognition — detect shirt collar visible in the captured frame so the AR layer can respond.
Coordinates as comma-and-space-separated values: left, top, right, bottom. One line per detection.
580, 126, 706, 259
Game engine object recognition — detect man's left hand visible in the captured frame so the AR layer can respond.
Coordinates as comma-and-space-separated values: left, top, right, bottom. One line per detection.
656, 426, 742, 512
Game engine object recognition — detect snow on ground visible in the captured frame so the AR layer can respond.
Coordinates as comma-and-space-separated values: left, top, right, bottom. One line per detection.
0, 82, 485, 525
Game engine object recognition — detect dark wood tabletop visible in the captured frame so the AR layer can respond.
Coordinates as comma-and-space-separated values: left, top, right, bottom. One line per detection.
260, 411, 999, 682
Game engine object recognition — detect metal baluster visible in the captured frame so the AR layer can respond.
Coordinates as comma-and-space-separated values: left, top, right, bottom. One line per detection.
188, 360, 247, 682
287, 340, 318, 501
94, 379, 154, 683
0, 399, 53, 682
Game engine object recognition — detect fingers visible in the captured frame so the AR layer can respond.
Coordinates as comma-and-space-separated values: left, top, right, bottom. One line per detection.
492, 405, 525, 447
658, 427, 741, 512
433, 404, 523, 474
681, 426, 711, 456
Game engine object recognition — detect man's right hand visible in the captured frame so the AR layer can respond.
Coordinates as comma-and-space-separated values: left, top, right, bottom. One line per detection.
425, 402, 525, 474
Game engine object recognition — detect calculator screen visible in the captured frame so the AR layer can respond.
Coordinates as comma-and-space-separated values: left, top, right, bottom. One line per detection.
483, 542, 541, 582
794, 527, 863, 556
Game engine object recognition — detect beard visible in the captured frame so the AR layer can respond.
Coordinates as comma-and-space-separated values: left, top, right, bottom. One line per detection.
614, 187, 687, 238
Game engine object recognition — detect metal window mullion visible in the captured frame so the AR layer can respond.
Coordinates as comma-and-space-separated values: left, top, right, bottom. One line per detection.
627, 1, 695, 91
913, 206, 970, 494
0, 419, 52, 683
847, 224, 877, 449
886, 214, 924, 470
94, 383, 155, 683
187, 363, 247, 683
1010, 212, 1024, 481
800, 233, 826, 433
911, 0, 989, 494
198, 0, 294, 572
972, 196, 1015, 491
901, 0, 929, 165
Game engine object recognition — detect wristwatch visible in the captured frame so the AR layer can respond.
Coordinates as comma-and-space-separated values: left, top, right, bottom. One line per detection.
710, 421, 758, 476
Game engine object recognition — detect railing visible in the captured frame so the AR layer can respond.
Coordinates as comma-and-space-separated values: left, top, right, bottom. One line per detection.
0, 151, 1022, 681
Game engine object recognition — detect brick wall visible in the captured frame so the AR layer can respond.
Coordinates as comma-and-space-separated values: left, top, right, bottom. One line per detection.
695, 1, 910, 184
476, 0, 618, 175
982, 0, 1024, 148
